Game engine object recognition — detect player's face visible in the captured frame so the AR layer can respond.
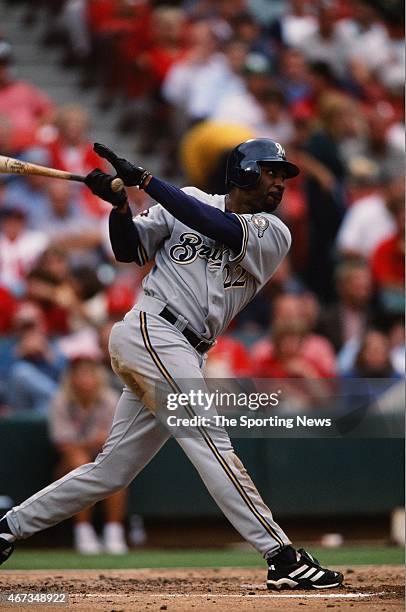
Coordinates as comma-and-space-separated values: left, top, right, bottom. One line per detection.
247, 164, 286, 213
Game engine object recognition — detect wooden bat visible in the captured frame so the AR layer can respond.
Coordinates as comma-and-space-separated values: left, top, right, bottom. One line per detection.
0, 154, 124, 192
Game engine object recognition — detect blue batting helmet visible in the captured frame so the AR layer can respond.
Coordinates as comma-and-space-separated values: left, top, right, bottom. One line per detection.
226, 138, 300, 189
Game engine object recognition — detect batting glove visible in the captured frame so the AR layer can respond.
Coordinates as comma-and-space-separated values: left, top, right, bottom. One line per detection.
85, 169, 128, 208
93, 143, 151, 188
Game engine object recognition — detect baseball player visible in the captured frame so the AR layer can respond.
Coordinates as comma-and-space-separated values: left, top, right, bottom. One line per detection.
0, 139, 343, 590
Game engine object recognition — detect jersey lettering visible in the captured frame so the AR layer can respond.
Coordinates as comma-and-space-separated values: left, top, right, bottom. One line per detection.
169, 232, 224, 265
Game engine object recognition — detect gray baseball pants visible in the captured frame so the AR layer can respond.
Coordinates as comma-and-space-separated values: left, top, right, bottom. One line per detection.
6, 296, 290, 558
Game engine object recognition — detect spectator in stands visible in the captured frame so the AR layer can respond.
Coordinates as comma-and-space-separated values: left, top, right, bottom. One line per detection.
255, 87, 295, 144
254, 320, 330, 379
371, 180, 405, 316
7, 322, 65, 414
297, 3, 344, 79
342, 329, 400, 379
230, 10, 273, 62
47, 105, 99, 176
49, 357, 127, 554
336, 174, 401, 259
317, 259, 374, 353
2, 147, 52, 229
303, 92, 359, 302
269, 0, 318, 49
334, 0, 391, 84
252, 293, 336, 378
24, 249, 78, 337
42, 181, 103, 268
212, 52, 272, 132
348, 110, 405, 186
163, 32, 248, 173
162, 20, 222, 128
47, 104, 108, 217
300, 61, 340, 119
0, 207, 48, 296
0, 40, 54, 151
182, 36, 248, 125
125, 6, 187, 156
377, 11, 405, 94
276, 48, 311, 106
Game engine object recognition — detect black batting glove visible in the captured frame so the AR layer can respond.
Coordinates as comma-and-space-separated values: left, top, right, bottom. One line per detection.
85, 169, 128, 208
93, 142, 151, 188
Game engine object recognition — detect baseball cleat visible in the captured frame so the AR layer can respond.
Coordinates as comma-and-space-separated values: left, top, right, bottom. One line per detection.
0, 537, 14, 566
267, 548, 343, 590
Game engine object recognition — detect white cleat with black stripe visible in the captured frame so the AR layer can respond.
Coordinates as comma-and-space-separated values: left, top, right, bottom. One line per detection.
267, 548, 343, 590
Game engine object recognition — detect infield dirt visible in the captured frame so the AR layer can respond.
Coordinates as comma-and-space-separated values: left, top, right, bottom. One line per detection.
0, 566, 403, 611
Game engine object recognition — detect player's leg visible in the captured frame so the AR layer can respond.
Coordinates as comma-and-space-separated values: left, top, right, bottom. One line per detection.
137, 310, 343, 589
57, 447, 103, 554
1, 388, 170, 542
136, 311, 290, 558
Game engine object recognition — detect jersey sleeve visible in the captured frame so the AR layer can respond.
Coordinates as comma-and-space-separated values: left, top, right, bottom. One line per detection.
229, 213, 291, 285
132, 204, 173, 264
181, 186, 225, 209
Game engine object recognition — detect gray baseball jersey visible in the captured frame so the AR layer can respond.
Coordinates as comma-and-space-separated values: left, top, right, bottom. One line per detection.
5, 186, 292, 561
133, 186, 291, 338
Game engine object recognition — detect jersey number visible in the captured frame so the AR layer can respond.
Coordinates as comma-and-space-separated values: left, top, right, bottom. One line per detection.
223, 264, 247, 290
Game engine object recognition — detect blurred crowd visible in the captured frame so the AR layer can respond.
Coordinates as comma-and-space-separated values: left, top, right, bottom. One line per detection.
0, 0, 404, 414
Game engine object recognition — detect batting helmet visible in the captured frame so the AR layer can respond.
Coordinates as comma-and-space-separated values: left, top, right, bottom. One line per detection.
226, 138, 300, 189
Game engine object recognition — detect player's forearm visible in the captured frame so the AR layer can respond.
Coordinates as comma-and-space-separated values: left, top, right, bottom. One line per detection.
145, 176, 243, 252
109, 207, 143, 264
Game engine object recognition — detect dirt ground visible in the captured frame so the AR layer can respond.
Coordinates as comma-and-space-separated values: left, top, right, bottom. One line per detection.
0, 566, 403, 611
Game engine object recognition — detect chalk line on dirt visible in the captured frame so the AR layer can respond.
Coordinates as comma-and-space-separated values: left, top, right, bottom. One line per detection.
80, 592, 386, 600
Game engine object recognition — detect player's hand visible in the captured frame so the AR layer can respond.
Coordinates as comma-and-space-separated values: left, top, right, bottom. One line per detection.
93, 143, 151, 187
85, 169, 128, 208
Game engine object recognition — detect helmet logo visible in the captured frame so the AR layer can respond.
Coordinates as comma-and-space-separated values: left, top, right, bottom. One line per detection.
275, 142, 285, 158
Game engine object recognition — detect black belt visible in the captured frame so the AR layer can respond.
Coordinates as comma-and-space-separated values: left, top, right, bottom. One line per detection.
159, 307, 214, 354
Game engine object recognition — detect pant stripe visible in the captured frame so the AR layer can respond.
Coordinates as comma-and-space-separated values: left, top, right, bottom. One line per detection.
139, 311, 284, 548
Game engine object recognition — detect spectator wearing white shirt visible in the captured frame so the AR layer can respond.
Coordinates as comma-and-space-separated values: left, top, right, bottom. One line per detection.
163, 26, 246, 124
269, 0, 318, 48
162, 21, 219, 112
0, 208, 48, 296
185, 37, 247, 122
298, 4, 345, 79
334, 0, 391, 75
211, 52, 271, 131
336, 176, 401, 259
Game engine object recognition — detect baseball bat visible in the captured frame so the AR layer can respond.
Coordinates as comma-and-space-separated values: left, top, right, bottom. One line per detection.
0, 154, 124, 192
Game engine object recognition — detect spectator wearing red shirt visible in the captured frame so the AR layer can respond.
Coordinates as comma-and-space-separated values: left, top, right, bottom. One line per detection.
205, 335, 253, 378
253, 320, 330, 379
0, 286, 17, 334
252, 293, 336, 377
46, 105, 108, 217
0, 40, 54, 151
253, 320, 332, 410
